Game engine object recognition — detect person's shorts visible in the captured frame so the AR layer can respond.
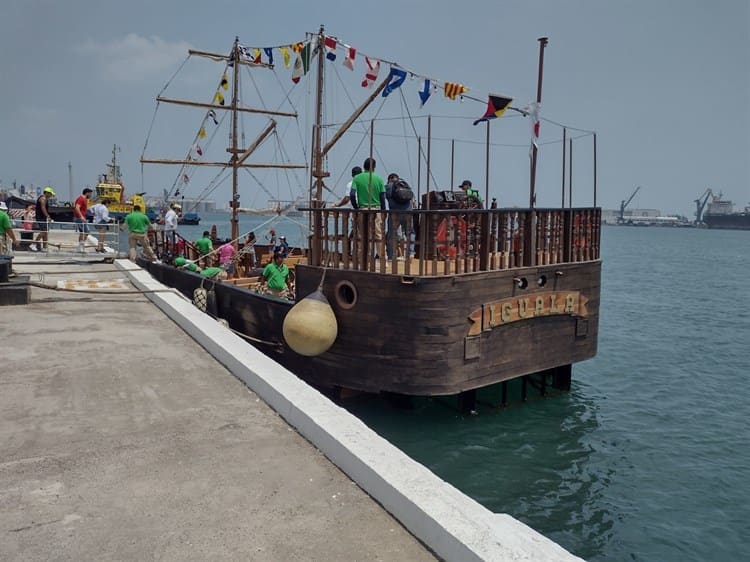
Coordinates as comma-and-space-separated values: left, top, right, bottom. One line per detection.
95, 222, 110, 231
34, 221, 49, 232
74, 218, 89, 233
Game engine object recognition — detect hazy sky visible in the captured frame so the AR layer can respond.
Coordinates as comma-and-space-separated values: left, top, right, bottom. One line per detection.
1, 0, 748, 217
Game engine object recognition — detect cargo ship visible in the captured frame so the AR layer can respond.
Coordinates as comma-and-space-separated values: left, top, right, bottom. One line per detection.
702, 193, 750, 230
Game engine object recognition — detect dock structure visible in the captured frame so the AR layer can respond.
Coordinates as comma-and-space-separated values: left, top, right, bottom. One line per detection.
1, 257, 582, 561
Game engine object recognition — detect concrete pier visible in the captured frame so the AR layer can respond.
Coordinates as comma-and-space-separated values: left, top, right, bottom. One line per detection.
0, 259, 434, 561
1, 257, 582, 561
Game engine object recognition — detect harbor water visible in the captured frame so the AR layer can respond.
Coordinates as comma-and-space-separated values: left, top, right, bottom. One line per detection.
346, 225, 750, 561
120, 211, 312, 252
157, 214, 749, 561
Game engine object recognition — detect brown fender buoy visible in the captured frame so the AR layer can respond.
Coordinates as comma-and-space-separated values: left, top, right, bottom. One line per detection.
283, 288, 338, 356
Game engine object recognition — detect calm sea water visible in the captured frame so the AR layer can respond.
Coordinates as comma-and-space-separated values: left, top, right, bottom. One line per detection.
117, 211, 311, 252
346, 226, 750, 561
158, 215, 750, 560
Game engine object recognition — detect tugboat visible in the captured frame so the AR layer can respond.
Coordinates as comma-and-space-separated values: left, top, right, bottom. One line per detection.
91, 145, 155, 222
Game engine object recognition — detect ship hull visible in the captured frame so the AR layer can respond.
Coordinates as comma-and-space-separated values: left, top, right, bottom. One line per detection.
4, 195, 75, 222
141, 259, 600, 396
703, 213, 750, 230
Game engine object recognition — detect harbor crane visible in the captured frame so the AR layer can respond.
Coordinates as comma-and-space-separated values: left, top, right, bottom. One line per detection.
694, 188, 712, 224
618, 186, 641, 224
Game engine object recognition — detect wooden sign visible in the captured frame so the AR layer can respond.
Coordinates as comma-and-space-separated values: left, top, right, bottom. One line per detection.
468, 291, 589, 336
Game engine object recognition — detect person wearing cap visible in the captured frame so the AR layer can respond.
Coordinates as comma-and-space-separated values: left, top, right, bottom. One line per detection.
73, 187, 93, 253
265, 228, 277, 248
334, 165, 362, 208
163, 202, 179, 252
274, 235, 290, 258
458, 180, 483, 204
259, 250, 291, 298
31, 186, 55, 252
0, 201, 18, 255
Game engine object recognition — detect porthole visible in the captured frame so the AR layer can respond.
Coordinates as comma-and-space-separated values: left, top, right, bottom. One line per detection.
335, 280, 358, 309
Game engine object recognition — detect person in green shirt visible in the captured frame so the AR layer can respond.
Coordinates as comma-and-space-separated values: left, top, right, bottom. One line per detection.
194, 231, 213, 267
259, 251, 291, 298
200, 266, 227, 280
123, 205, 156, 262
174, 256, 199, 272
458, 179, 483, 208
0, 202, 18, 255
350, 157, 386, 250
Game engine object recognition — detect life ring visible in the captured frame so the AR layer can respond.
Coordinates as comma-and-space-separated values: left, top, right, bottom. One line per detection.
573, 215, 588, 248
436, 216, 467, 258
511, 230, 522, 253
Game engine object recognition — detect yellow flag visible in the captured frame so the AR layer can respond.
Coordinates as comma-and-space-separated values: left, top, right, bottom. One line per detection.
444, 82, 468, 100
221, 74, 229, 90
280, 47, 291, 68
214, 91, 225, 105
198, 127, 207, 139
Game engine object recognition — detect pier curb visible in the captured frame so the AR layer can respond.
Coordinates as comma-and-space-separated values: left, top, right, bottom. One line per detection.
119, 260, 582, 561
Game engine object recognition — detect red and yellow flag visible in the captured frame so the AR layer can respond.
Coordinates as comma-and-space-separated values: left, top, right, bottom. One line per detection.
444, 82, 468, 100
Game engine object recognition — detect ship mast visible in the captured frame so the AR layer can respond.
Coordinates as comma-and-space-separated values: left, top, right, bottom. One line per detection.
231, 37, 240, 245
312, 25, 327, 203
529, 37, 548, 208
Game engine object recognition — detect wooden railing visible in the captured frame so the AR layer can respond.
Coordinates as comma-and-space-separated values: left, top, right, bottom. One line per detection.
307, 207, 600, 275
147, 230, 274, 276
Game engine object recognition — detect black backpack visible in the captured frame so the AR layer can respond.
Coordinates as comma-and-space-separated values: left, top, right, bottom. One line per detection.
392, 180, 414, 203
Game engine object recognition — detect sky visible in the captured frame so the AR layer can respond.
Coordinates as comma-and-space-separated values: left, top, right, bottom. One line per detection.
1, 0, 748, 217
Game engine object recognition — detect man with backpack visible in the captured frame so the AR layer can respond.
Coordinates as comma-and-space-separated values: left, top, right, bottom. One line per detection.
385, 172, 414, 260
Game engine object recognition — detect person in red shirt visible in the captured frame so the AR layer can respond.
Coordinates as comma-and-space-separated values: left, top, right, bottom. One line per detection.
74, 188, 93, 253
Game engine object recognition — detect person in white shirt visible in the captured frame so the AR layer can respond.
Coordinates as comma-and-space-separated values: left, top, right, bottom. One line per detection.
91, 200, 111, 253
163, 203, 179, 250
334, 166, 361, 207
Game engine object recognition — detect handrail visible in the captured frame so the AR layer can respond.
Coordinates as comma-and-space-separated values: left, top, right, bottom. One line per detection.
304, 207, 601, 275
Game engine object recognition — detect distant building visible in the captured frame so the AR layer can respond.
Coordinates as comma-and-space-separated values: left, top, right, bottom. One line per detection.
602, 208, 661, 224
146, 197, 216, 213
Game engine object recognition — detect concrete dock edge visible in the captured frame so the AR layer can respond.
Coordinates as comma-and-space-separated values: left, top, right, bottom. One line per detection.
119, 260, 582, 561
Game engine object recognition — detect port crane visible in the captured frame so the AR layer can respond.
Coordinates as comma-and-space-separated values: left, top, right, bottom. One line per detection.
618, 186, 641, 224
694, 188, 712, 224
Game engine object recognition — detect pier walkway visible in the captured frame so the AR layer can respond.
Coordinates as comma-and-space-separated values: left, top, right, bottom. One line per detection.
0, 257, 434, 561
1, 255, 581, 561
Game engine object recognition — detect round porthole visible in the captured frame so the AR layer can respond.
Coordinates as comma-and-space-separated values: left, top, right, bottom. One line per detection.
334, 280, 358, 309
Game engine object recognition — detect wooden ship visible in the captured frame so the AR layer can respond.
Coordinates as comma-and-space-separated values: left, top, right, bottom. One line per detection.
139, 29, 602, 402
